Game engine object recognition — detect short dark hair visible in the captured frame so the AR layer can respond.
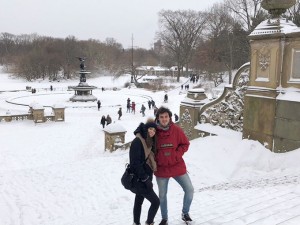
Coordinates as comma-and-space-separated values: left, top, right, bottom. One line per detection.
155, 106, 172, 120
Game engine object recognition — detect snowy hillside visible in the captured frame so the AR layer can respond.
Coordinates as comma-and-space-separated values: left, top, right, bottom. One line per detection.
1, 68, 300, 225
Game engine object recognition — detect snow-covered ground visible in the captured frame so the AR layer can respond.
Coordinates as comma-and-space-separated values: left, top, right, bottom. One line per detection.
1, 69, 300, 225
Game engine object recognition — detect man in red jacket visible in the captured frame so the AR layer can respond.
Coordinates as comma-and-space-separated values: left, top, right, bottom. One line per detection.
154, 106, 194, 225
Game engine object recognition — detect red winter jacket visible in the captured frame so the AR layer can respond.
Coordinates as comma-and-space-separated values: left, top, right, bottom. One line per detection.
154, 122, 190, 178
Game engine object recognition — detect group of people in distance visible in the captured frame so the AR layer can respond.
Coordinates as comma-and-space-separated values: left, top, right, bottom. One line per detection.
100, 114, 112, 128
100, 97, 162, 128
129, 106, 193, 225
127, 98, 139, 114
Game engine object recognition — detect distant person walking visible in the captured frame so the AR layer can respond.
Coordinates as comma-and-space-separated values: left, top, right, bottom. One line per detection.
127, 98, 131, 106
106, 115, 112, 125
131, 102, 136, 114
50, 85, 53, 91
97, 100, 101, 111
127, 101, 131, 113
174, 113, 179, 122
151, 100, 155, 108
140, 104, 146, 117
164, 94, 168, 103
148, 100, 152, 110
100, 115, 106, 128
118, 107, 122, 120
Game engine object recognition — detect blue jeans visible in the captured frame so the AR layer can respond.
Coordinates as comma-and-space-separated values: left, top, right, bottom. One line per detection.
156, 173, 194, 220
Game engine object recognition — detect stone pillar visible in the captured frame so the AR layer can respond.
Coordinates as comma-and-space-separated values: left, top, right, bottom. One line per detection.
28, 106, 33, 120
103, 123, 127, 152
32, 104, 45, 123
52, 105, 65, 122
5, 110, 12, 122
243, 0, 300, 152
179, 88, 208, 140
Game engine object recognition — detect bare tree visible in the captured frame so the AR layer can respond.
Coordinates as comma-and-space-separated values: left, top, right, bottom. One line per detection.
1, 32, 160, 82
225, 0, 264, 32
191, 2, 251, 86
202, 3, 237, 84
157, 10, 208, 81
0, 32, 15, 54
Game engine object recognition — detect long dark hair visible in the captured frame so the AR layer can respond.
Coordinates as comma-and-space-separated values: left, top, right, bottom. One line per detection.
145, 118, 157, 154
145, 133, 157, 154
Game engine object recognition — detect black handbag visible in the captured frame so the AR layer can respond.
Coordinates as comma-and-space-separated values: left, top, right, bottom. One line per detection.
121, 163, 136, 190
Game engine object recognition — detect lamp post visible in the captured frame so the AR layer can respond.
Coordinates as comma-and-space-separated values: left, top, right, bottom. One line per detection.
131, 34, 134, 83
130, 34, 138, 84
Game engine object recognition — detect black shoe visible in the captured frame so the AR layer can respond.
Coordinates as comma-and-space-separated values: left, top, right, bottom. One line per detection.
158, 219, 168, 225
182, 213, 192, 222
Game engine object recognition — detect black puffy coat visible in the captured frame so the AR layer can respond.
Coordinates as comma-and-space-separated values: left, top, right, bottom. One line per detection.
129, 123, 153, 194
100, 117, 106, 125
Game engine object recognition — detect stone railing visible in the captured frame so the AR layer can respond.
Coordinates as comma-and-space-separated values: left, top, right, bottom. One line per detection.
0, 114, 29, 122
113, 141, 132, 151
0, 106, 64, 124
44, 115, 55, 122
28, 87, 68, 92
198, 63, 250, 131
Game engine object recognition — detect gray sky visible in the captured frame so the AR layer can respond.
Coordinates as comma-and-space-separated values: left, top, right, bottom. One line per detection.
1, 0, 223, 49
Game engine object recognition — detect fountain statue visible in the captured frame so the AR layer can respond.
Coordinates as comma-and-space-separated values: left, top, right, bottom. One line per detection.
69, 57, 97, 102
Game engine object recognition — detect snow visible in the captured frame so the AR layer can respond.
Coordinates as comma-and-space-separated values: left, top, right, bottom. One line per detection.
32, 103, 44, 110
277, 91, 300, 102
250, 18, 300, 36
189, 88, 205, 93
1, 67, 300, 225
103, 123, 127, 133
255, 77, 269, 82
245, 94, 275, 100
136, 66, 169, 72
52, 104, 65, 109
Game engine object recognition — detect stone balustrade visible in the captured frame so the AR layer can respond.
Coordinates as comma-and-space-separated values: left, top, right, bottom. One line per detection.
0, 105, 65, 124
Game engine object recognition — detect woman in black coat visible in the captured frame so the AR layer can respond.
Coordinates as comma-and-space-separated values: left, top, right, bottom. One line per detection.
130, 120, 160, 225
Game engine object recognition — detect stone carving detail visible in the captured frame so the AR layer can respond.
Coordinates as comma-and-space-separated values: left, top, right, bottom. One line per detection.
258, 47, 271, 71
180, 109, 193, 139
199, 64, 250, 131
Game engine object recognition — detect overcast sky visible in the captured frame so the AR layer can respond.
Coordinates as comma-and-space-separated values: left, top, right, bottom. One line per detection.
1, 0, 223, 49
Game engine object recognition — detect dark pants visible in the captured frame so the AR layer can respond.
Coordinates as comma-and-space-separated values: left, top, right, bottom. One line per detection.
133, 189, 160, 224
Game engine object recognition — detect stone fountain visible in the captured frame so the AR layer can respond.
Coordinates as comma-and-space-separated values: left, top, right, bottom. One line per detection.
70, 57, 97, 102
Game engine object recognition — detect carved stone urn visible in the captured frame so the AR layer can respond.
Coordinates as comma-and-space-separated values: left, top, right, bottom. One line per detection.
261, 0, 296, 17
